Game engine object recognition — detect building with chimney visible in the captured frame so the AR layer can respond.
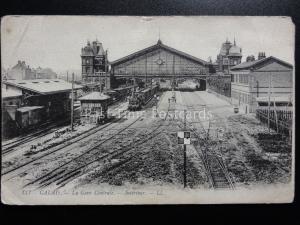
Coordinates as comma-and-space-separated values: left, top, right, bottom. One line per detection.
6, 61, 57, 80
7, 61, 36, 80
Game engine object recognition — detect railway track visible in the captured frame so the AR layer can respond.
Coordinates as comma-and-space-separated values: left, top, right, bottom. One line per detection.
3, 91, 162, 180
2, 110, 131, 177
2, 119, 70, 154
25, 108, 169, 189
54, 124, 165, 189
24, 97, 171, 189
178, 92, 235, 190
2, 100, 129, 155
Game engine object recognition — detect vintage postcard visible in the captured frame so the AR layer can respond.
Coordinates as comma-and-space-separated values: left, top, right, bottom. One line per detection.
1, 16, 294, 204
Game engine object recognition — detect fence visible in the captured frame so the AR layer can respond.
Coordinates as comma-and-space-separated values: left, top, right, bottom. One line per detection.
256, 109, 293, 137
207, 76, 231, 97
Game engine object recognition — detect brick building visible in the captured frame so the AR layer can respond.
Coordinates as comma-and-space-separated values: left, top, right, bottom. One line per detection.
230, 55, 293, 113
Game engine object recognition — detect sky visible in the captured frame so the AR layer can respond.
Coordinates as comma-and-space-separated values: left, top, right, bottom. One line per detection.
1, 16, 295, 74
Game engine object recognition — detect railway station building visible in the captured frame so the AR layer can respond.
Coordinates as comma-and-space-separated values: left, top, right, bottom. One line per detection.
230, 55, 293, 113
110, 39, 211, 90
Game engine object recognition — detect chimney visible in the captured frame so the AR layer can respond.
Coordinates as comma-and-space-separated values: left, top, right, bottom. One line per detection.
258, 52, 266, 60
246, 55, 255, 62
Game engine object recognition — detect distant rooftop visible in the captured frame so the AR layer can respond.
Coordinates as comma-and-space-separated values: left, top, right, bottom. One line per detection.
3, 79, 83, 95
2, 88, 22, 99
79, 92, 110, 101
231, 56, 293, 70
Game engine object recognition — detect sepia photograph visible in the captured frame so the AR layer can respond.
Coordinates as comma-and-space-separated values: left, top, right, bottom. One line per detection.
1, 16, 295, 204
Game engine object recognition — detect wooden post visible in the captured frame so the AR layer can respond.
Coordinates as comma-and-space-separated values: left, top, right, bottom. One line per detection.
99, 72, 102, 93
207, 118, 211, 140
271, 74, 279, 133
172, 55, 175, 91
183, 109, 187, 188
145, 54, 147, 88
71, 73, 74, 131
268, 73, 271, 133
105, 50, 108, 90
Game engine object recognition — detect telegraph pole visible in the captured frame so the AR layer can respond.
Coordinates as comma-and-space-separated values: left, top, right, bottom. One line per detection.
99, 72, 102, 93
183, 109, 187, 188
145, 54, 148, 88
67, 71, 69, 82
105, 50, 108, 91
71, 73, 74, 131
268, 73, 271, 133
271, 74, 279, 133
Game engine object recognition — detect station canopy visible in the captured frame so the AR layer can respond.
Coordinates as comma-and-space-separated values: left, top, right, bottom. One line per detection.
79, 92, 110, 101
3, 79, 83, 95
110, 40, 209, 78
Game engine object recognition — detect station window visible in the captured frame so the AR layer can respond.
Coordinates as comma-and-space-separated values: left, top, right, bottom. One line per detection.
239, 74, 243, 83
235, 75, 238, 83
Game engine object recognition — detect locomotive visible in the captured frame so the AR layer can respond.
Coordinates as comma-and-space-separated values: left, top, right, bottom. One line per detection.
128, 85, 159, 111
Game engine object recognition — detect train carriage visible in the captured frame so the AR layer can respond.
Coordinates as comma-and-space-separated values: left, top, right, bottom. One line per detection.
15, 106, 45, 130
104, 90, 118, 105
114, 86, 133, 100
128, 85, 159, 111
